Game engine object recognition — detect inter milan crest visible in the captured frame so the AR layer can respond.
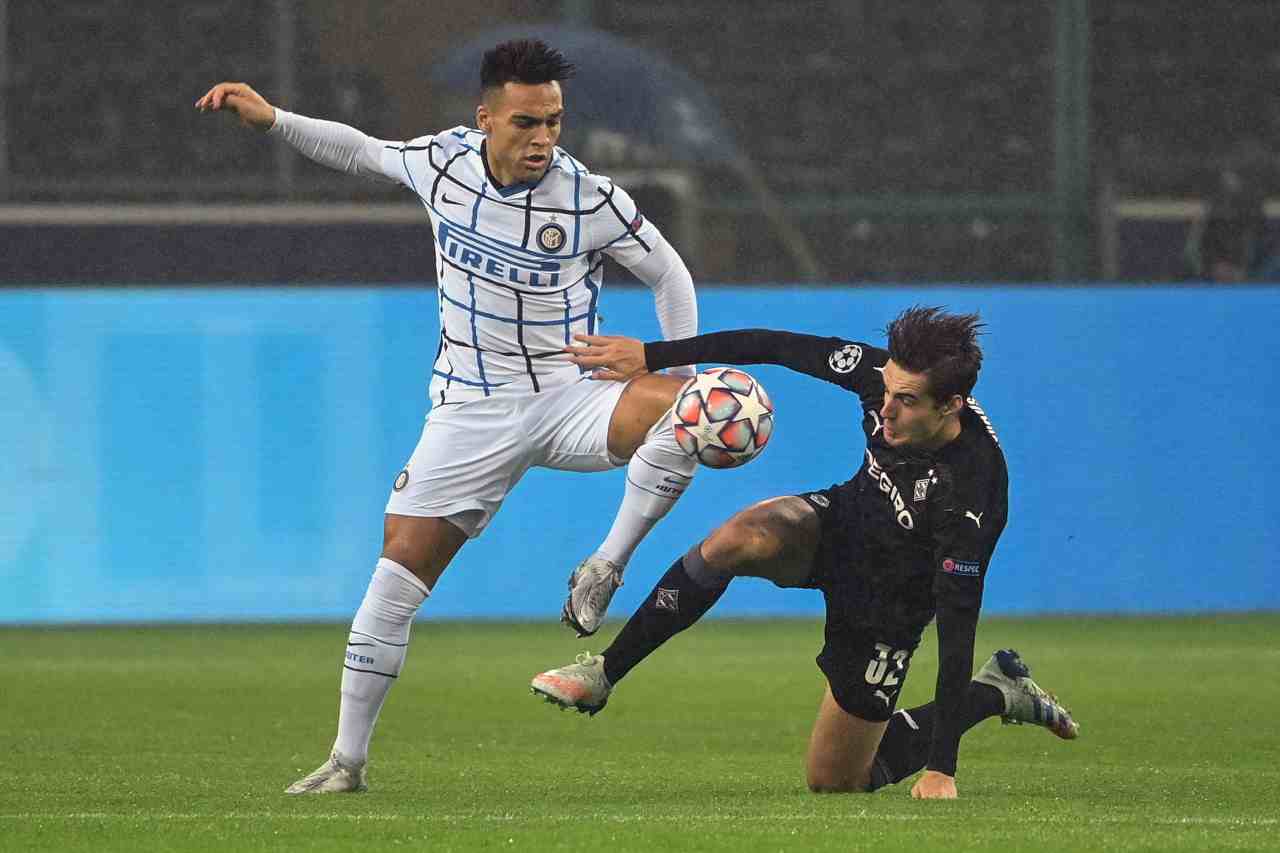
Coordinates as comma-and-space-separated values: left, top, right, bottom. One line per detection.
537, 222, 567, 253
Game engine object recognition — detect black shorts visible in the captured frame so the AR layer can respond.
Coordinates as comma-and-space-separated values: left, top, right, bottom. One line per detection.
798, 486, 926, 721
814, 623, 921, 721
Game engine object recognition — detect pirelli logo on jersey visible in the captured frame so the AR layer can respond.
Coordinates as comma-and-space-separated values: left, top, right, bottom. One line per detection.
437, 221, 564, 288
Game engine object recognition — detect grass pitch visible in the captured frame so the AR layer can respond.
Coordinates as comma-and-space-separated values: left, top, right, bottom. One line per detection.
3, 615, 1277, 852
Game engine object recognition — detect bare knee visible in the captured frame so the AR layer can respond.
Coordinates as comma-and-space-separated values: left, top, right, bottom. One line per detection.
608, 373, 686, 458
381, 514, 468, 588
701, 497, 819, 580
806, 756, 874, 794
805, 686, 883, 794
704, 513, 778, 568
806, 769, 872, 794
807, 780, 866, 794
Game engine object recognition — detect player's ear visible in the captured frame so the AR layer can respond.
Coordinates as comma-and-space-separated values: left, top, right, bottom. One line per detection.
476, 103, 491, 133
941, 395, 964, 417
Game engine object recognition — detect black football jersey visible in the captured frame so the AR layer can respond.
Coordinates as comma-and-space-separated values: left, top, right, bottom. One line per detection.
645, 328, 1009, 776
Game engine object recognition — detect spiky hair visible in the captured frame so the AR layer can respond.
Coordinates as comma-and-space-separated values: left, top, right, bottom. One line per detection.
480, 39, 576, 94
885, 306, 985, 402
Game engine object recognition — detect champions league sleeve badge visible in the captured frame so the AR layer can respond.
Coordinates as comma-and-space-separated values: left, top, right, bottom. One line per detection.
536, 222, 567, 253
828, 344, 863, 373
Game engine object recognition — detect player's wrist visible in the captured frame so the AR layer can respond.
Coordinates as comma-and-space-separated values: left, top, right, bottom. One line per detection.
925, 761, 957, 777
265, 106, 285, 134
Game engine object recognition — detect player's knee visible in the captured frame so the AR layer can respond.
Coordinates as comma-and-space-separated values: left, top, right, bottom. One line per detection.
702, 513, 778, 570
703, 499, 809, 570
806, 767, 872, 794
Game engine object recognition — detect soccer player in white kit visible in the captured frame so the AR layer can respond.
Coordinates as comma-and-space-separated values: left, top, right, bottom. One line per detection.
196, 39, 700, 793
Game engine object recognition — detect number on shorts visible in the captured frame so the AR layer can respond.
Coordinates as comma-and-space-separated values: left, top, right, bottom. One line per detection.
864, 642, 910, 686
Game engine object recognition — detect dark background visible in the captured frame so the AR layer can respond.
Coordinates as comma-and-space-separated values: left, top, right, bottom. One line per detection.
4, 0, 1278, 283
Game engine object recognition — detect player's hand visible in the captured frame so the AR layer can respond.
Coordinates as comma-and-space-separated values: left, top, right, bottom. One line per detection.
565, 334, 648, 381
194, 82, 276, 130
910, 771, 958, 799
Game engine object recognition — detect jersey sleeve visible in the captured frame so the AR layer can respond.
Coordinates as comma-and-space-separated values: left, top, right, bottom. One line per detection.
645, 330, 887, 406
624, 236, 698, 377
268, 109, 418, 187
591, 181, 664, 268
925, 460, 1009, 776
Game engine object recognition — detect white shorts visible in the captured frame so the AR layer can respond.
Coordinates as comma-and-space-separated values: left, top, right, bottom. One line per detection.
385, 377, 629, 537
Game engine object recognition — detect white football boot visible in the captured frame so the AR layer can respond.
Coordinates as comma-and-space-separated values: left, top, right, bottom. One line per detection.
561, 556, 623, 637
531, 653, 612, 715
284, 751, 368, 794
974, 649, 1080, 740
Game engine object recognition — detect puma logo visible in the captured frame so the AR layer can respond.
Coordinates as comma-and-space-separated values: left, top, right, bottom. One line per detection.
965, 510, 984, 528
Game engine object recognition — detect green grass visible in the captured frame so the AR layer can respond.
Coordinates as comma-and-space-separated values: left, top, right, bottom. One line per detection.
2, 615, 1278, 852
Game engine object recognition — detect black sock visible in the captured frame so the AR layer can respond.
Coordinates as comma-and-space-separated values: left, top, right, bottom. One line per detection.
602, 547, 728, 685
866, 682, 1005, 791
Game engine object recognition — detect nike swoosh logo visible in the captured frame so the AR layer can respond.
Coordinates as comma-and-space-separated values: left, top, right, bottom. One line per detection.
441, 194, 464, 206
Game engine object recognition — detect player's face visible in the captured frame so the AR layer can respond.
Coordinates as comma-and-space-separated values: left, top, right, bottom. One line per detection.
477, 81, 564, 186
878, 360, 961, 450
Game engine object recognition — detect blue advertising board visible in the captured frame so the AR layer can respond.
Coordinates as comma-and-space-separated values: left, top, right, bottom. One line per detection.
2, 284, 1277, 622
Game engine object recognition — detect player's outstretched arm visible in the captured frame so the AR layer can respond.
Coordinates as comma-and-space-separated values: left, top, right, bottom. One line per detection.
195, 82, 276, 130
197, 84, 406, 184
565, 334, 648, 381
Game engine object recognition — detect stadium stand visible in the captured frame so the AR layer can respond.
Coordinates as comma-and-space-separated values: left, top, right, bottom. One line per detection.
2, 0, 1277, 280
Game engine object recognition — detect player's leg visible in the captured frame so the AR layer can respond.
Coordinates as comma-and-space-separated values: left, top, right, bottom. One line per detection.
531, 496, 819, 712
861, 684, 1005, 792
286, 515, 467, 795
862, 650, 1078, 793
598, 496, 819, 689
563, 373, 696, 636
808, 628, 1013, 794
806, 685, 891, 792
288, 400, 526, 794
330, 515, 467, 761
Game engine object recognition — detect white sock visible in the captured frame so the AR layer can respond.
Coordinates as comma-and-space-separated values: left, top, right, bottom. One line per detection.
595, 418, 697, 570
332, 557, 428, 765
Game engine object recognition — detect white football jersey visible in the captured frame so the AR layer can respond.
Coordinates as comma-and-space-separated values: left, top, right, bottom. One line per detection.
347, 126, 669, 405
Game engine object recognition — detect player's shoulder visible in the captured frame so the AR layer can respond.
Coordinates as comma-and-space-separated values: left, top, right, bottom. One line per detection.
414, 126, 483, 157
961, 398, 1003, 454
544, 149, 628, 204
948, 400, 1008, 484
545, 145, 596, 182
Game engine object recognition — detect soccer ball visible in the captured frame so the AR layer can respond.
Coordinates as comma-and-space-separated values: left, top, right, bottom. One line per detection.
671, 367, 774, 469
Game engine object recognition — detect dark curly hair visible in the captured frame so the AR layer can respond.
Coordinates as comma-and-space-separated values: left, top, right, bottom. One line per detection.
480, 39, 576, 95
885, 306, 985, 402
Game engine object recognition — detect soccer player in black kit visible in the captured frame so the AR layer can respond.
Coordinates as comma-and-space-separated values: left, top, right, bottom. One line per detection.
531, 307, 1078, 799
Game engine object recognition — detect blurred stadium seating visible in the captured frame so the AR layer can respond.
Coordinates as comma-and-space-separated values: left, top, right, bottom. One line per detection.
2, 0, 1278, 280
